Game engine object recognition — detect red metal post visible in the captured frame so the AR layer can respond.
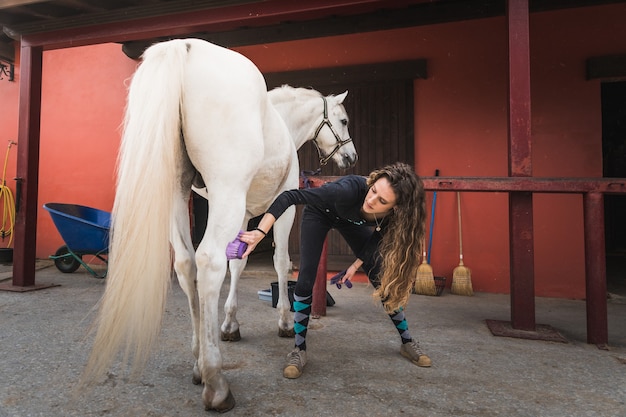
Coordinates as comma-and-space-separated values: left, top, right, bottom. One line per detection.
507, 0, 535, 330
12, 45, 43, 287
583, 192, 608, 346
312, 239, 328, 317
509, 192, 535, 330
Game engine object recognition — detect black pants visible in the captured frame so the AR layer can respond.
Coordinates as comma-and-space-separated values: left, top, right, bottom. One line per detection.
295, 205, 381, 297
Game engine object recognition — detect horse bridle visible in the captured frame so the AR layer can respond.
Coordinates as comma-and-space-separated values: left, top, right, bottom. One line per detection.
310, 97, 353, 166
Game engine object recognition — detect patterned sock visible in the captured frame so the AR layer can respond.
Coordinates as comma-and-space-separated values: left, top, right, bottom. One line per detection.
389, 308, 413, 344
293, 293, 311, 351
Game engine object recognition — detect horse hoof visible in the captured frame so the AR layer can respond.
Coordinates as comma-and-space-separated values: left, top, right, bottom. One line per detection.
278, 327, 295, 338
204, 389, 236, 413
192, 362, 202, 385
192, 372, 202, 385
221, 329, 241, 342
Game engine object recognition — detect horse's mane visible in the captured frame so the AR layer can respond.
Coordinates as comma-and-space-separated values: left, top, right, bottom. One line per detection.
268, 85, 323, 105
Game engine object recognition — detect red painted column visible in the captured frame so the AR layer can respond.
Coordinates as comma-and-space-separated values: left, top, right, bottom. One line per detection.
583, 193, 608, 346
508, 193, 535, 330
12, 45, 43, 287
507, 0, 535, 330
311, 239, 328, 317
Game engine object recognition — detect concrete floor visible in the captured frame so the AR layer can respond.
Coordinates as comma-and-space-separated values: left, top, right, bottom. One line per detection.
0, 258, 625, 417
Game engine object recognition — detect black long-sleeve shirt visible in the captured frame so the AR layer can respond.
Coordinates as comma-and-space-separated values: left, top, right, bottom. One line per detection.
267, 175, 386, 262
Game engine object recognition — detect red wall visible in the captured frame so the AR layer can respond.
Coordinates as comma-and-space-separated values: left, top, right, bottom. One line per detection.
0, 48, 19, 251
2, 3, 625, 298
35, 44, 138, 258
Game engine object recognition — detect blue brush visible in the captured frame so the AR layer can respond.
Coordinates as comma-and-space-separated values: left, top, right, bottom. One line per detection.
226, 231, 248, 260
330, 269, 352, 289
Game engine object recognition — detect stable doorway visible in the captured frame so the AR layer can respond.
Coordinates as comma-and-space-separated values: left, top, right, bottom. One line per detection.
601, 80, 626, 296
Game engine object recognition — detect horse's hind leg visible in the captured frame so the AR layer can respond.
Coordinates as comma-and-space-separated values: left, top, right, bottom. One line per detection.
170, 168, 203, 384
195, 195, 243, 413
272, 206, 296, 337
221, 255, 248, 341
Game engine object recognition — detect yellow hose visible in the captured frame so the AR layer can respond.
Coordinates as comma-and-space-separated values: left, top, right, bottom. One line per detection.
0, 141, 16, 247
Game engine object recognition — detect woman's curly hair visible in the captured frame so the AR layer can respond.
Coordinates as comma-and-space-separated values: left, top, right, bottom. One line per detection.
369, 162, 426, 313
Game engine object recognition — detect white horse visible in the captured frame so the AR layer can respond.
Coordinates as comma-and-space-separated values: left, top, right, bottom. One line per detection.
217, 85, 355, 343
82, 38, 356, 413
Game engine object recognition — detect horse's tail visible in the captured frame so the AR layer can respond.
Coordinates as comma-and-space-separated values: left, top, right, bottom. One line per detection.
82, 40, 188, 383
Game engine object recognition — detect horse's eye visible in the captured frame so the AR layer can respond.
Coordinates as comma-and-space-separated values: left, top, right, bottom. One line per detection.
341, 119, 348, 126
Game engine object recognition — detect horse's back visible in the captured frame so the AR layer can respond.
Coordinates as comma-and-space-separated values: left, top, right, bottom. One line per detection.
176, 40, 268, 186
163, 39, 294, 207
182, 39, 265, 99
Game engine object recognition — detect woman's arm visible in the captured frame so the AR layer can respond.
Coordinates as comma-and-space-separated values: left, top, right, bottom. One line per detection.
238, 176, 363, 258
342, 258, 363, 282
239, 213, 276, 258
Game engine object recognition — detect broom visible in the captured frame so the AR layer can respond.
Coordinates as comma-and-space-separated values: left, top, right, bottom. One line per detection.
451, 192, 473, 296
414, 238, 437, 296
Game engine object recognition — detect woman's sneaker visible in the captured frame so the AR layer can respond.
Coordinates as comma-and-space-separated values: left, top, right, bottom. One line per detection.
283, 347, 307, 379
400, 340, 432, 367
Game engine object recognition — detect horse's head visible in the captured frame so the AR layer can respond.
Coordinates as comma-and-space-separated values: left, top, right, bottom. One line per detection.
311, 91, 357, 170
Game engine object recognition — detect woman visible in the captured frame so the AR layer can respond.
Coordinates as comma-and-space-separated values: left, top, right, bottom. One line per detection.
240, 162, 430, 379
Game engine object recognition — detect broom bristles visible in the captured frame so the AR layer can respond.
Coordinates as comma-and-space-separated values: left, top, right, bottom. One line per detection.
451, 264, 473, 296
414, 262, 437, 296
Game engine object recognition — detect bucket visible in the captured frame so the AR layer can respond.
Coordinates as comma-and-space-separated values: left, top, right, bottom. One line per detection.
270, 280, 336, 309
434, 276, 446, 296
0, 248, 13, 264
271, 280, 297, 311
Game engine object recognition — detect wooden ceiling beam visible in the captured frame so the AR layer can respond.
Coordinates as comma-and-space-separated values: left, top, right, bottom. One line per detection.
0, 0, 52, 10
17, 0, 423, 49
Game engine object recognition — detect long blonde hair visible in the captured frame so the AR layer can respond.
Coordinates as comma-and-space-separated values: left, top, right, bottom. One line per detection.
370, 162, 426, 313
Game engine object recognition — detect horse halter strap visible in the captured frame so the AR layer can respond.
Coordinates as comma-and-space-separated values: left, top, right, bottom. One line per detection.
311, 97, 353, 166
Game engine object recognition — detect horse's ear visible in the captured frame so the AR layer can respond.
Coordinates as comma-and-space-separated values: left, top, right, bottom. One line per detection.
335, 91, 348, 104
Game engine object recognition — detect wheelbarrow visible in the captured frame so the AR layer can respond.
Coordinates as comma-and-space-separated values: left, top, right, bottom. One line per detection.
43, 203, 111, 278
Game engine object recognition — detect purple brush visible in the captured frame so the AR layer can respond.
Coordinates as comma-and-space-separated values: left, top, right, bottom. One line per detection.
330, 269, 352, 289
226, 231, 248, 260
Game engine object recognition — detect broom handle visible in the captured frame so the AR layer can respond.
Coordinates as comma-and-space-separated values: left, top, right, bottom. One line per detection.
427, 169, 439, 264
457, 192, 464, 265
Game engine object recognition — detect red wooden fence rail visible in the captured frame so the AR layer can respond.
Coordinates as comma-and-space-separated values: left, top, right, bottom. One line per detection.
301, 174, 626, 346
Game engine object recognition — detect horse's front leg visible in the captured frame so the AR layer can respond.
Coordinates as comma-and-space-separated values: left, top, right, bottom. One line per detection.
273, 206, 296, 338
220, 257, 248, 341
196, 246, 235, 412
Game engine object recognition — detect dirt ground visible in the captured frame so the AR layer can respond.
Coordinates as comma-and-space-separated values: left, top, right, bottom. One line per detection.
0, 259, 625, 417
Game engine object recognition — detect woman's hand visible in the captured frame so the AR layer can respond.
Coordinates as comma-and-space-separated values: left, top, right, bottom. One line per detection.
238, 213, 277, 258
330, 260, 362, 289
239, 229, 266, 258
345, 259, 362, 282
343, 264, 358, 283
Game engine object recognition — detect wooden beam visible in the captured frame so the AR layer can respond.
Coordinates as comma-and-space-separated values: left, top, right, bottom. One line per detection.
264, 60, 427, 89
304, 175, 626, 194
202, 0, 504, 47
12, 44, 42, 288
506, 0, 535, 332
583, 193, 608, 347
16, 0, 427, 48
0, 0, 51, 9
120, 0, 505, 58
422, 176, 626, 193
586, 54, 626, 80
0, 40, 14, 62
301, 173, 622, 347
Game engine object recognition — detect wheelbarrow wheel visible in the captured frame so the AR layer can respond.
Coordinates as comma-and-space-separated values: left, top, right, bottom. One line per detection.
54, 245, 81, 273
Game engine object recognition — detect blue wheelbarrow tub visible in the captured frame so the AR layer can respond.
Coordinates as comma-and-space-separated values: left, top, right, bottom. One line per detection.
43, 203, 111, 254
